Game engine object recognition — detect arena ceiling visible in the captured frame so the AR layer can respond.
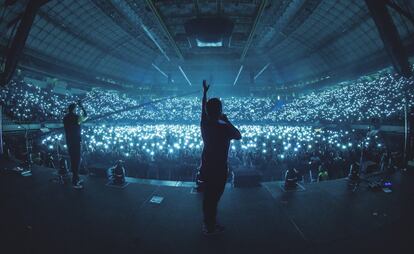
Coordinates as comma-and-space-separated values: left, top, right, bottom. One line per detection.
1, 0, 414, 89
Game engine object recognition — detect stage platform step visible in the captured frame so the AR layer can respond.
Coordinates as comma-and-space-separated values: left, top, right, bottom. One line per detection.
0, 166, 413, 254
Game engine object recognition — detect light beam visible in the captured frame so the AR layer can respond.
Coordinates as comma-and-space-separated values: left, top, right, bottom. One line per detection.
151, 63, 168, 78
142, 24, 170, 61
233, 65, 244, 86
254, 63, 270, 80
178, 66, 192, 86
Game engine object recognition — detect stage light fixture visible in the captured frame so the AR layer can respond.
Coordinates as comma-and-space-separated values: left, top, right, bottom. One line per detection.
185, 17, 233, 48
196, 39, 223, 47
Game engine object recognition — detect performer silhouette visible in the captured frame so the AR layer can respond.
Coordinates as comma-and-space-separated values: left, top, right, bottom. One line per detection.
200, 80, 241, 235
63, 101, 88, 189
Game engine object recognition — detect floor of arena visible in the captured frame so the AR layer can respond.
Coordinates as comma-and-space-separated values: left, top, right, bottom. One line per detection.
1, 165, 413, 254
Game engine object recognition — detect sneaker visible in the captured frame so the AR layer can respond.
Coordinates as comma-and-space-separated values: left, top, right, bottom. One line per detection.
72, 180, 83, 189
72, 178, 83, 185
202, 224, 225, 236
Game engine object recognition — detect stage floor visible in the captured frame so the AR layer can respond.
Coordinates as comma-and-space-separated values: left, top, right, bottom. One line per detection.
0, 166, 413, 254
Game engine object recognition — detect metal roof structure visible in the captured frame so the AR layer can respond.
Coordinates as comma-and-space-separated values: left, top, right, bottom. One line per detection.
1, 0, 413, 89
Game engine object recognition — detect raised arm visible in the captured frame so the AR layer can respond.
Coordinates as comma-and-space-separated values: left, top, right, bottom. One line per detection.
201, 80, 209, 123
77, 100, 88, 124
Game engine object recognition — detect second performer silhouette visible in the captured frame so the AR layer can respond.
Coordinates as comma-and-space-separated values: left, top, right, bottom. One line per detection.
63, 100, 88, 189
200, 80, 242, 235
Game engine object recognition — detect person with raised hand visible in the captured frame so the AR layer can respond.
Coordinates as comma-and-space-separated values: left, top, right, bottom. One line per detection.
199, 80, 241, 235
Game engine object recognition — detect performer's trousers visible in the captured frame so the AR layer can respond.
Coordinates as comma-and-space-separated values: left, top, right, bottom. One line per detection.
68, 144, 81, 184
203, 172, 227, 229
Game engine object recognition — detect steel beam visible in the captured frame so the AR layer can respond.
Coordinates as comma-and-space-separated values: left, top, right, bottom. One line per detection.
365, 0, 412, 77
387, 0, 414, 25
1, 0, 49, 86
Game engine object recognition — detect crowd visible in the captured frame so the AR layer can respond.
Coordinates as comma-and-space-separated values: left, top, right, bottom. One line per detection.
0, 79, 275, 123
101, 96, 274, 123
66, 91, 278, 122
266, 73, 414, 123
0, 80, 76, 122
38, 124, 392, 181
1, 72, 413, 124
2, 69, 411, 182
